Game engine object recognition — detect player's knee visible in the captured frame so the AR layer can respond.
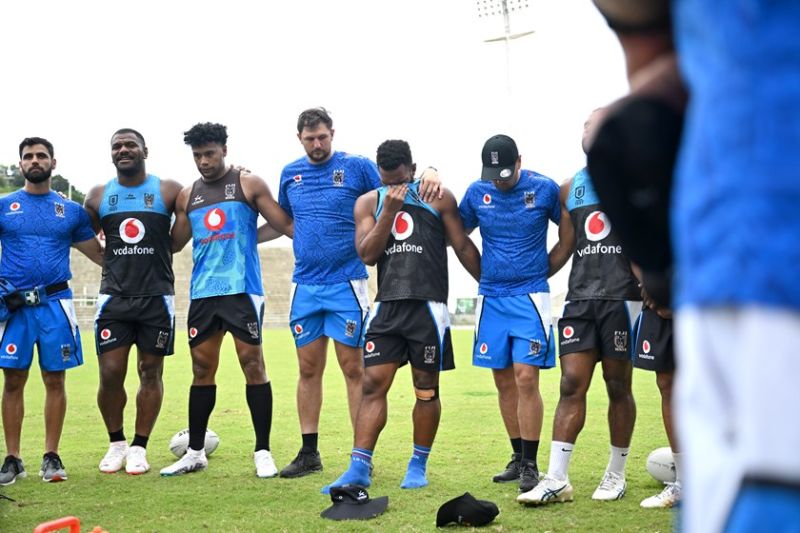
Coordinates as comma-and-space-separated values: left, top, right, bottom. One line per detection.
41, 371, 65, 390
559, 373, 587, 399
138, 363, 163, 386
414, 386, 439, 402
240, 356, 266, 382
2, 371, 27, 393
605, 377, 632, 402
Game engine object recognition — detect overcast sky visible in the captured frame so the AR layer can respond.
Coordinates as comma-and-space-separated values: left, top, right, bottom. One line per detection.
2, 0, 626, 301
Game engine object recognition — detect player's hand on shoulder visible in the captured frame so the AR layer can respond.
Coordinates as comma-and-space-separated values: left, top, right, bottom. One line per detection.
418, 167, 443, 202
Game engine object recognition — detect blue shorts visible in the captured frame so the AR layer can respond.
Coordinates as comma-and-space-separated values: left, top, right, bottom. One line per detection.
0, 298, 84, 372
289, 280, 370, 348
472, 293, 556, 369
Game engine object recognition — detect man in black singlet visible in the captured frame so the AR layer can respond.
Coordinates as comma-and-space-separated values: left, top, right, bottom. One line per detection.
322, 139, 480, 493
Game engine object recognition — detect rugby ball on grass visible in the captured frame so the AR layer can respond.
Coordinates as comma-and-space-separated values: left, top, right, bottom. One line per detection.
169, 428, 220, 458
646, 446, 676, 483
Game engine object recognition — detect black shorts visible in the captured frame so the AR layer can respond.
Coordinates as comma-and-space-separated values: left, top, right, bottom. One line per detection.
633, 307, 675, 372
558, 299, 641, 359
187, 293, 264, 348
95, 295, 175, 356
363, 300, 454, 372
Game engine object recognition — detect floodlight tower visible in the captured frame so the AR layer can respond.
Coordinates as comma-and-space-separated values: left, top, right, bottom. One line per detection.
476, 0, 535, 129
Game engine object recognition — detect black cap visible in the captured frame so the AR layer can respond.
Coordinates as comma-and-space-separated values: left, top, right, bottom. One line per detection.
321, 486, 389, 521
481, 134, 518, 181
436, 492, 499, 527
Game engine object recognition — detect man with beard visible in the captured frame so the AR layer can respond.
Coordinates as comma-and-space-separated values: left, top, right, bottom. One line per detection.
83, 129, 183, 475
278, 108, 440, 479
0, 137, 103, 485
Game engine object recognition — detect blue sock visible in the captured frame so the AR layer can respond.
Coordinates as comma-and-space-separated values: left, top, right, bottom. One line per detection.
321, 448, 372, 494
401, 444, 431, 489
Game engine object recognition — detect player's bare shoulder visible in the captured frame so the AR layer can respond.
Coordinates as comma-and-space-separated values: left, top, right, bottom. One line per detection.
159, 178, 185, 211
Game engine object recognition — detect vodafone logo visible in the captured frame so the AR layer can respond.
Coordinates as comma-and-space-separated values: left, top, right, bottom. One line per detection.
391, 211, 414, 241
642, 340, 651, 354
293, 174, 302, 183
294, 324, 303, 335
562, 326, 575, 339
479, 343, 488, 354
119, 218, 145, 244
189, 327, 198, 338
365, 341, 375, 353
100, 328, 112, 340
10, 202, 21, 211
204, 208, 226, 231
584, 211, 611, 242
482, 194, 492, 205
6, 344, 17, 355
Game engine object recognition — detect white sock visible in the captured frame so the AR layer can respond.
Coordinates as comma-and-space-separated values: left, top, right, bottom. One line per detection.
672, 451, 682, 484
548, 441, 574, 481
607, 445, 630, 475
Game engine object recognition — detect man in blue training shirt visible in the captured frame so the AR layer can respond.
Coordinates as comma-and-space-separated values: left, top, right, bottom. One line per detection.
589, 2, 800, 530
277, 108, 440, 478
459, 134, 569, 494
323, 139, 480, 493
162, 123, 293, 479
0, 137, 103, 486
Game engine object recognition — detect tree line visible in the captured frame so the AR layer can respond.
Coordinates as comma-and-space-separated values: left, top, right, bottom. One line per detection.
0, 163, 85, 204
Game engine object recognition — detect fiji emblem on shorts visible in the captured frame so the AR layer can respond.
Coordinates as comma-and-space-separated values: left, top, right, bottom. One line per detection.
247, 322, 259, 339
345, 319, 357, 338
332, 170, 345, 187
155, 331, 169, 349
144, 193, 155, 209
54, 202, 65, 218
60, 344, 71, 362
424, 345, 436, 364
524, 192, 536, 209
528, 339, 541, 355
225, 184, 236, 200
613, 330, 628, 352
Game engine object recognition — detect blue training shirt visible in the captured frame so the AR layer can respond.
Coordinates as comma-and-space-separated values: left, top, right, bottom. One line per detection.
459, 170, 560, 297
279, 151, 381, 284
672, 1, 800, 310
0, 190, 95, 298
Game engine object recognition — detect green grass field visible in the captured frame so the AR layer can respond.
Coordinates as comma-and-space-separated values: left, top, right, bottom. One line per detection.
0, 329, 674, 532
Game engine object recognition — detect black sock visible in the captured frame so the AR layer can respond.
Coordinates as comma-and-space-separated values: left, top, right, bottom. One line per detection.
109, 429, 126, 443
131, 434, 149, 449
189, 385, 216, 451
246, 382, 272, 452
510, 437, 522, 455
302, 433, 319, 451
522, 439, 540, 464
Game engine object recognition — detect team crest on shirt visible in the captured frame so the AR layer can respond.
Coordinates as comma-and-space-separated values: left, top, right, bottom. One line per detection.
613, 330, 628, 352
424, 345, 436, 364
144, 193, 155, 209
247, 322, 259, 339
225, 184, 236, 200
155, 330, 169, 349
574, 185, 585, 207
54, 202, 65, 218
524, 191, 536, 209
344, 320, 357, 338
528, 339, 541, 355
332, 170, 345, 187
